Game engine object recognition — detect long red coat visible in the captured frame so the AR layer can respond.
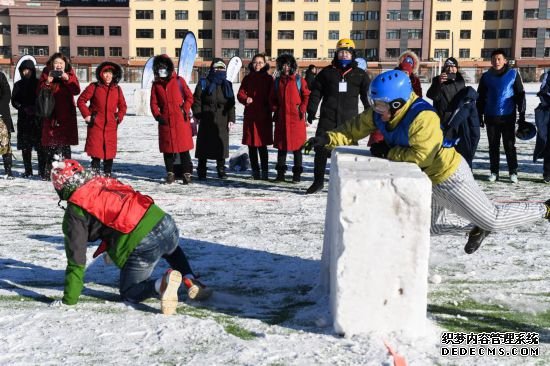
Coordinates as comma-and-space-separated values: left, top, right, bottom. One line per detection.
77, 82, 127, 160
150, 72, 194, 153
237, 70, 274, 147
38, 67, 80, 147
269, 74, 310, 151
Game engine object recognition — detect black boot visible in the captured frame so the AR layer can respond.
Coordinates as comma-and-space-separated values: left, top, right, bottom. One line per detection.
166, 172, 176, 184
292, 166, 303, 183
306, 181, 324, 194
197, 159, 207, 180
182, 173, 192, 185
307, 148, 328, 194
216, 159, 227, 179
37, 147, 47, 179
22, 149, 33, 177
274, 164, 287, 182
252, 170, 261, 180
464, 226, 491, 254
3, 154, 13, 178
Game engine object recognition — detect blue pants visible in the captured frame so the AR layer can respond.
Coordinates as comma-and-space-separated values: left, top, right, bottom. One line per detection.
119, 214, 180, 303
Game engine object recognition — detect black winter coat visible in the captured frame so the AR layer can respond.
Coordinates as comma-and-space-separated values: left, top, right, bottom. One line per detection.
426, 73, 466, 123
441, 86, 480, 168
306, 64, 370, 136
192, 80, 236, 159
0, 71, 13, 132
11, 73, 40, 150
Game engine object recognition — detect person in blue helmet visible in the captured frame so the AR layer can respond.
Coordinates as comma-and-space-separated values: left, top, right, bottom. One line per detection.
304, 69, 550, 254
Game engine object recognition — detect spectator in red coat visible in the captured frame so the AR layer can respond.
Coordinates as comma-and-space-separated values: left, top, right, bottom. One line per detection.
150, 55, 194, 184
397, 50, 422, 97
269, 54, 311, 183
237, 53, 274, 180
77, 62, 127, 176
38, 52, 81, 179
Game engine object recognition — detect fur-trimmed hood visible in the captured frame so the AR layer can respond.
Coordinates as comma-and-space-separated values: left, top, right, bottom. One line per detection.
247, 62, 270, 73
153, 54, 175, 77
95, 61, 123, 84
18, 59, 36, 79
275, 54, 297, 75
398, 50, 420, 75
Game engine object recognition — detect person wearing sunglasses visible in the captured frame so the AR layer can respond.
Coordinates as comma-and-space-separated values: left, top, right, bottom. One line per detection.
304, 69, 550, 254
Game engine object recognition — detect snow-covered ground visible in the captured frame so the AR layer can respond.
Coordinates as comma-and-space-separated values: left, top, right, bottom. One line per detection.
0, 82, 548, 365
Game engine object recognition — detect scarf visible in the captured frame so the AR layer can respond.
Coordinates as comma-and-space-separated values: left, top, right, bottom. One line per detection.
206, 70, 234, 99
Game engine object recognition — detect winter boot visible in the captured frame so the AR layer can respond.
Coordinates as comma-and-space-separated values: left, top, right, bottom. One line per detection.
166, 172, 176, 184
182, 173, 192, 185
252, 170, 261, 180
216, 161, 227, 179
197, 160, 207, 180
274, 164, 287, 182
3, 154, 13, 178
292, 166, 303, 183
22, 149, 33, 177
183, 276, 213, 301
306, 181, 324, 194
159, 269, 182, 315
261, 170, 269, 180
464, 226, 491, 254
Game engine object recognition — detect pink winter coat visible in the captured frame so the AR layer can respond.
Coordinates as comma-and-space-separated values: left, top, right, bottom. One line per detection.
269, 74, 310, 151
150, 72, 194, 153
237, 69, 274, 147
38, 67, 80, 147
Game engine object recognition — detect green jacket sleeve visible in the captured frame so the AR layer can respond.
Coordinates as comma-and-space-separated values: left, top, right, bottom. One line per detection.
62, 204, 89, 305
326, 108, 377, 148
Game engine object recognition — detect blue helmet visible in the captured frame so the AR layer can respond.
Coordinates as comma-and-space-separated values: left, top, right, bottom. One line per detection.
368, 70, 413, 110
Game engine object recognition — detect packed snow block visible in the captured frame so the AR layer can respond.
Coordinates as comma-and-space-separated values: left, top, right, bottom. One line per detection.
134, 89, 152, 116
321, 146, 432, 337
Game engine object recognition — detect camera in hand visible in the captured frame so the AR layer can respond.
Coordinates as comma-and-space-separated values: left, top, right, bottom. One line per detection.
50, 70, 63, 79
446, 72, 456, 81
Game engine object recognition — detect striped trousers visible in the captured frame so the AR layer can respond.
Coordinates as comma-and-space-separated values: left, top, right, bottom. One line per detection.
431, 158, 547, 234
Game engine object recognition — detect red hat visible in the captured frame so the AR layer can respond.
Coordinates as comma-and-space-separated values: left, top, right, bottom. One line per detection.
399, 61, 414, 74
101, 65, 115, 73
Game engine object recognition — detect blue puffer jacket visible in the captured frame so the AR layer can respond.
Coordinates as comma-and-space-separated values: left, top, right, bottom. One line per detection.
442, 86, 480, 168
533, 71, 550, 162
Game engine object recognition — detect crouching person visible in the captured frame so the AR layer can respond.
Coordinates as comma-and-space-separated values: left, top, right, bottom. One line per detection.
51, 159, 212, 314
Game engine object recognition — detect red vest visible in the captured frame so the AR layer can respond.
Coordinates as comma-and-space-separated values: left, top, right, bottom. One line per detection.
69, 177, 154, 234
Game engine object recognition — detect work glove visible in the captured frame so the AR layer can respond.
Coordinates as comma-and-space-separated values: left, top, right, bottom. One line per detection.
370, 141, 391, 158
303, 134, 329, 155
155, 115, 166, 125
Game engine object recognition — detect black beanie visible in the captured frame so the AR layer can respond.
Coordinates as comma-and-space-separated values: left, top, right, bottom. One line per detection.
444, 57, 458, 69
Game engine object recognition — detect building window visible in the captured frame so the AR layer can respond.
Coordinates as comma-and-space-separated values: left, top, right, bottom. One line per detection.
243, 48, 258, 59
136, 10, 154, 20
329, 12, 340, 21
460, 30, 471, 39
480, 48, 495, 59
160, 29, 166, 39
366, 30, 378, 39
279, 12, 295, 21
175, 29, 188, 38
198, 11, 212, 20
245, 30, 259, 39
435, 30, 450, 40
365, 48, 378, 61
351, 0, 365, 2
350, 30, 366, 40
18, 25, 48, 35
77, 47, 105, 57
498, 29, 512, 38
387, 10, 400, 21
198, 29, 212, 39
407, 10, 422, 20
521, 48, 536, 57
546, 28, 550, 39
198, 48, 213, 59
351, 11, 366, 21
222, 48, 239, 58
461, 11, 472, 20
136, 29, 154, 38
483, 11, 498, 20
136, 48, 154, 57
77, 26, 104, 36
222, 30, 240, 39
366, 11, 379, 20
523, 9, 539, 19
59, 46, 70, 56
327, 48, 335, 57
0, 25, 10, 36
278, 49, 294, 56
58, 26, 69, 36
0, 46, 10, 56
385, 48, 401, 58
19, 45, 49, 56
109, 26, 122, 36
328, 30, 339, 40
110, 47, 122, 57
482, 30, 497, 39
278, 30, 294, 40
246, 11, 259, 20
304, 12, 318, 21
222, 10, 240, 20
545, 47, 550, 57
386, 30, 400, 39
303, 49, 317, 59
436, 11, 451, 21
161, 10, 166, 20
522, 28, 538, 38
303, 30, 317, 40
175, 10, 189, 20
434, 49, 449, 59
499, 10, 514, 19
459, 48, 470, 58
408, 29, 422, 39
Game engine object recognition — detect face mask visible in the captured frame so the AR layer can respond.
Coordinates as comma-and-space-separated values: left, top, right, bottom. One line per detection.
158, 68, 168, 78
338, 59, 352, 68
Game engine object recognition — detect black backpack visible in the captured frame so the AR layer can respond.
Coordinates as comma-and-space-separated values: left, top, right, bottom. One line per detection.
36, 88, 55, 119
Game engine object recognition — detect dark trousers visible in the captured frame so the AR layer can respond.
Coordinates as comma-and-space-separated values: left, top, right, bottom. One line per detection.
486, 122, 517, 175
164, 152, 192, 174
312, 146, 331, 184
22, 146, 46, 176
91, 158, 114, 175
248, 146, 268, 172
276, 149, 302, 169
